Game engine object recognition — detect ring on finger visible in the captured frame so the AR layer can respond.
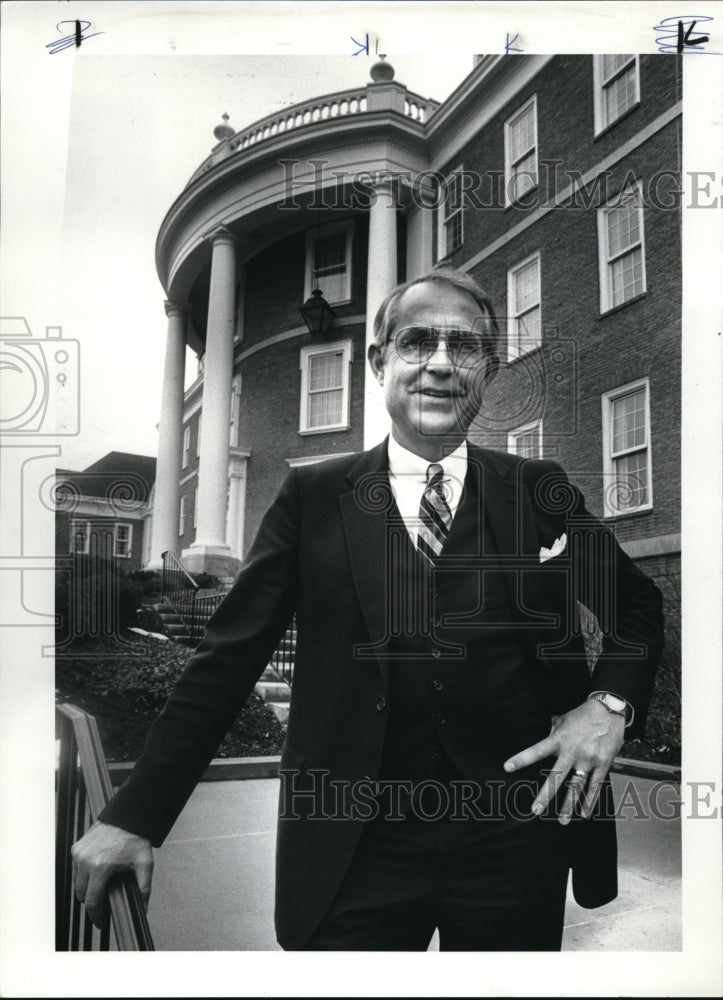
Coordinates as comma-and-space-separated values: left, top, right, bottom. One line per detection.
571, 769, 589, 781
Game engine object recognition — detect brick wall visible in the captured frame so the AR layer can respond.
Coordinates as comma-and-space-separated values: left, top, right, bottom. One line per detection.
237, 216, 370, 551
437, 55, 681, 266
239, 323, 366, 552
243, 214, 370, 350
464, 119, 681, 545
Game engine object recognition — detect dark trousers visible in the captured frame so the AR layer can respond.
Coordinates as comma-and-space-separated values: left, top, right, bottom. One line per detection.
303, 782, 571, 952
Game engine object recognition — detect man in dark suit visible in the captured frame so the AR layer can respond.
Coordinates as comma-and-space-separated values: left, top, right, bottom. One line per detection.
73, 269, 664, 951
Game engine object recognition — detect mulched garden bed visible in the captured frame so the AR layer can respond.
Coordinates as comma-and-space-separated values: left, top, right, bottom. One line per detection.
55, 632, 285, 762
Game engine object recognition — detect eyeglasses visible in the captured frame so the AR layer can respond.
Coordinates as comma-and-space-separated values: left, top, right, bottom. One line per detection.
391, 326, 489, 368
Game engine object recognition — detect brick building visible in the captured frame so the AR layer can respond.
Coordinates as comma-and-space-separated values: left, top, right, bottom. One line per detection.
147, 54, 681, 623
56, 452, 156, 572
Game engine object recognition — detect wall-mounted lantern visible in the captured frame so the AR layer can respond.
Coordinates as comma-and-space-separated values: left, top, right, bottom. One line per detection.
299, 288, 337, 336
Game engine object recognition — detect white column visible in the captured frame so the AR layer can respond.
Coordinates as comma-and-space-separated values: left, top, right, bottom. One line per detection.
226, 452, 249, 559
364, 179, 397, 448
148, 300, 187, 569
187, 228, 236, 566
406, 203, 434, 280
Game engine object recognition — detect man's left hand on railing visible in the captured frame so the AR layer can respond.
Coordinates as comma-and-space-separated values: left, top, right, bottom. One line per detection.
72, 820, 154, 927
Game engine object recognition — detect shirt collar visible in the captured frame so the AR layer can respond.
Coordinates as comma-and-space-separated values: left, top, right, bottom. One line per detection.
387, 435, 468, 482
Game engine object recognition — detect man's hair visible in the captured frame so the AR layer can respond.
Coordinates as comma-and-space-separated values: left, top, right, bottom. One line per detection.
372, 268, 501, 369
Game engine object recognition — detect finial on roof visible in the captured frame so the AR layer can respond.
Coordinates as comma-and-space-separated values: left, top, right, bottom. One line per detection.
213, 112, 235, 142
370, 54, 395, 83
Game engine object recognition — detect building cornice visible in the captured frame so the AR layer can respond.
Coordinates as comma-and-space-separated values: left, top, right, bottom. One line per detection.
156, 116, 431, 295
426, 55, 553, 171
57, 496, 150, 520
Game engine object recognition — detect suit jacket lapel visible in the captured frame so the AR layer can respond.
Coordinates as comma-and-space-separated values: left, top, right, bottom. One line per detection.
339, 439, 396, 688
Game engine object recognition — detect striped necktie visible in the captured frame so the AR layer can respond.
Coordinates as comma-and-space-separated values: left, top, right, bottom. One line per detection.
416, 463, 453, 568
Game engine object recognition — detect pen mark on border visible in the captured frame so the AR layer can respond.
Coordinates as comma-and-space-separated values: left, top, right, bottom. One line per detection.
653, 15, 715, 53
46, 19, 104, 55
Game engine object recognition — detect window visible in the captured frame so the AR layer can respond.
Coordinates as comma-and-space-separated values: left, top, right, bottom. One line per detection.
304, 221, 353, 305
593, 55, 640, 134
507, 253, 541, 357
437, 168, 464, 259
196, 414, 202, 458
299, 340, 353, 434
602, 379, 652, 516
193, 486, 198, 529
70, 519, 89, 555
114, 524, 132, 558
597, 179, 646, 312
504, 96, 538, 205
229, 376, 242, 447
508, 420, 542, 459
182, 425, 191, 467
178, 495, 187, 536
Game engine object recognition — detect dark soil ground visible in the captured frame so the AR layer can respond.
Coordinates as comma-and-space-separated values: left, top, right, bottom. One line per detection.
55, 632, 284, 762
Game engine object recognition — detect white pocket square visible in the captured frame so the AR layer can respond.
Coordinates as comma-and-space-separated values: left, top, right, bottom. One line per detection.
539, 533, 567, 563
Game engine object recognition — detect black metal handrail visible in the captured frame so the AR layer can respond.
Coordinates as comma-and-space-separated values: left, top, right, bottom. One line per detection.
161, 549, 198, 622
160, 553, 296, 680
189, 591, 226, 640
270, 618, 297, 686
161, 552, 227, 642
56, 704, 155, 951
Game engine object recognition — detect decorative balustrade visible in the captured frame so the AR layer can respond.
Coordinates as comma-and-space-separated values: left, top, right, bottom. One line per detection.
56, 704, 155, 951
187, 85, 439, 185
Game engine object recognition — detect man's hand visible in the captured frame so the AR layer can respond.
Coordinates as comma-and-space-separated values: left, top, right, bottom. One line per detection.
503, 700, 626, 824
71, 821, 154, 927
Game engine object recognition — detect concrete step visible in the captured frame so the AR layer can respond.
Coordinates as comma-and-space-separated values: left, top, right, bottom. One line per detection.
255, 681, 291, 704
268, 702, 289, 726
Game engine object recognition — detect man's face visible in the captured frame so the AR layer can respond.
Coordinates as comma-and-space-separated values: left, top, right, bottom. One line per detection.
368, 281, 492, 459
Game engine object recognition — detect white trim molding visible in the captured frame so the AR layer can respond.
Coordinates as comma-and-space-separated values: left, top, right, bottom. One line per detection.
507, 419, 543, 458
437, 165, 464, 261
601, 377, 653, 518
504, 94, 538, 207
304, 219, 354, 305
597, 177, 647, 314
286, 451, 356, 468
506, 251, 542, 359
592, 55, 641, 135
299, 338, 353, 435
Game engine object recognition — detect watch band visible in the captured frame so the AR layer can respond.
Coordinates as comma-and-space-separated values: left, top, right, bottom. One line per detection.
588, 690, 634, 727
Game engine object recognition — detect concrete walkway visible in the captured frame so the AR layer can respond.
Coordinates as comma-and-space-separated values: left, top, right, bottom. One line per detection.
148, 774, 681, 951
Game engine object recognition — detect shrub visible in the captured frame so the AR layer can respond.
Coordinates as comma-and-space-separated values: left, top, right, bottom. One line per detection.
55, 633, 286, 761
127, 570, 163, 599
191, 572, 222, 591
55, 554, 144, 643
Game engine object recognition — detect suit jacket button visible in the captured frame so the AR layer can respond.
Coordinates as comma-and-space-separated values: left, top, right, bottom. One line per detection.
431, 648, 441, 659
436, 713, 447, 726
432, 679, 443, 691
376, 697, 387, 711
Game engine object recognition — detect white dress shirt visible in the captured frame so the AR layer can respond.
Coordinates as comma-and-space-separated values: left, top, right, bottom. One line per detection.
387, 435, 468, 548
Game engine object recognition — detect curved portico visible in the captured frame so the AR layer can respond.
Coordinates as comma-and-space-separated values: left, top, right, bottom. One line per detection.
150, 60, 442, 575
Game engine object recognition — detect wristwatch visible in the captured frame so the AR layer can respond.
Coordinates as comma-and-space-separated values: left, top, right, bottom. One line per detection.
587, 690, 633, 727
